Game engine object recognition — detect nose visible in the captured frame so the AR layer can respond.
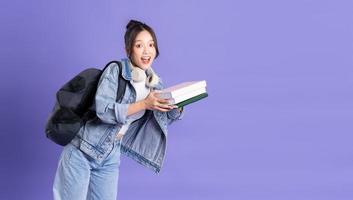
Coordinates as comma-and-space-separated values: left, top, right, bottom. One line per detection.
142, 46, 149, 55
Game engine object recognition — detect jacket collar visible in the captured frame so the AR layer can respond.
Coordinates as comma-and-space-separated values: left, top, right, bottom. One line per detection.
121, 58, 132, 81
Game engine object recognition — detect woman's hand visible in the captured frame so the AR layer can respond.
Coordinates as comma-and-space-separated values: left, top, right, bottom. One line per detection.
143, 91, 177, 112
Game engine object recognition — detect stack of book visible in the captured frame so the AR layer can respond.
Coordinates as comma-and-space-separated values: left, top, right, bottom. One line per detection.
157, 80, 208, 108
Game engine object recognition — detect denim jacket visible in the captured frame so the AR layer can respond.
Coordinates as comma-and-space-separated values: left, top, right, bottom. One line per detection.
71, 58, 184, 173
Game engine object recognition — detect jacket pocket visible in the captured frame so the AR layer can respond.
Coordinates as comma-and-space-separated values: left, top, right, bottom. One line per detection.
82, 118, 113, 153
95, 126, 114, 153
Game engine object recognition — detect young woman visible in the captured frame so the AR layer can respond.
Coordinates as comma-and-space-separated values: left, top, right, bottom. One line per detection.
53, 19, 184, 200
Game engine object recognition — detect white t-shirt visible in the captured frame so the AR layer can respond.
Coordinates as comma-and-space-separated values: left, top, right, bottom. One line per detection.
118, 71, 150, 136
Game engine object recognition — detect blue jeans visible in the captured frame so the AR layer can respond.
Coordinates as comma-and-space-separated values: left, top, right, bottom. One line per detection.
53, 138, 122, 200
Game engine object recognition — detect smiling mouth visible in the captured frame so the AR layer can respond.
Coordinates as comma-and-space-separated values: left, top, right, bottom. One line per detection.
141, 56, 151, 64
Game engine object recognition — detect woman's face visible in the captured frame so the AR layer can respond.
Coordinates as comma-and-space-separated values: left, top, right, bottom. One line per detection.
130, 30, 156, 70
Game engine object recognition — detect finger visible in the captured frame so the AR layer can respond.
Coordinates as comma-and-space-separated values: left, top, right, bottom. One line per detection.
166, 104, 178, 109
155, 106, 172, 112
151, 90, 161, 97
156, 103, 172, 109
157, 98, 170, 104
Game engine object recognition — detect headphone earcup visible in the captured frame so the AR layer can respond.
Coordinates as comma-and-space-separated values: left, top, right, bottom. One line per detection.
146, 74, 159, 87
131, 67, 146, 82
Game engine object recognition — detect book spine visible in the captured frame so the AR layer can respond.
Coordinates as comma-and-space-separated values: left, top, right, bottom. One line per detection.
175, 93, 208, 108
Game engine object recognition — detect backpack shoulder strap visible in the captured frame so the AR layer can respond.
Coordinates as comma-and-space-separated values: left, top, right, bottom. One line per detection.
101, 61, 127, 103
116, 61, 127, 103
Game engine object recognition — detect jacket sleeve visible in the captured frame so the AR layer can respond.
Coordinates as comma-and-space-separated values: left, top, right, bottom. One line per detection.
95, 63, 129, 124
167, 107, 184, 125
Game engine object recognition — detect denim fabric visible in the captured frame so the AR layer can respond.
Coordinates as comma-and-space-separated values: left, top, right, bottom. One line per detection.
53, 138, 122, 200
70, 58, 184, 173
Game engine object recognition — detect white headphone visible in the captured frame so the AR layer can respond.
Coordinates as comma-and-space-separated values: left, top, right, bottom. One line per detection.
128, 60, 160, 88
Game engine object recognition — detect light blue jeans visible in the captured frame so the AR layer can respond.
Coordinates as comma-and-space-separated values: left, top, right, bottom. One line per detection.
53, 138, 122, 200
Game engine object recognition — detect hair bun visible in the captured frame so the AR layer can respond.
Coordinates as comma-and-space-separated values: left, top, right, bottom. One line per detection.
126, 20, 144, 30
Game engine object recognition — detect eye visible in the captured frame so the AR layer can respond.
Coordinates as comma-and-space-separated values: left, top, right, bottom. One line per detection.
149, 43, 155, 47
135, 44, 142, 48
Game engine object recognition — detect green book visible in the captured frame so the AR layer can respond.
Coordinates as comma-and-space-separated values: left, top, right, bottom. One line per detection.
175, 92, 208, 108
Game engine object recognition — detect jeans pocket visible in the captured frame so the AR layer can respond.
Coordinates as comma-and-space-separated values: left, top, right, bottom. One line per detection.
100, 141, 122, 167
59, 143, 75, 164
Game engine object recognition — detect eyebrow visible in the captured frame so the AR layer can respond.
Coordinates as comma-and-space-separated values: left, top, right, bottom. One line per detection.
134, 40, 154, 42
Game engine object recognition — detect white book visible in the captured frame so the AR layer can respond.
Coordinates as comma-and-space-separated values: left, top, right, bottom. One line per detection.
167, 87, 207, 104
157, 80, 207, 99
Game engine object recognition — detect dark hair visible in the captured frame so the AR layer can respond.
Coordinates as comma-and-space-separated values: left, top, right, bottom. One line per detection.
124, 20, 160, 59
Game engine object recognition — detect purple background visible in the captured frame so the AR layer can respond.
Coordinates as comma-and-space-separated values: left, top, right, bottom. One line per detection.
1, 0, 352, 199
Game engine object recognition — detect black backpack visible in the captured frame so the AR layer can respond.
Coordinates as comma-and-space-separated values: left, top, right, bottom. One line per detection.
45, 61, 127, 146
